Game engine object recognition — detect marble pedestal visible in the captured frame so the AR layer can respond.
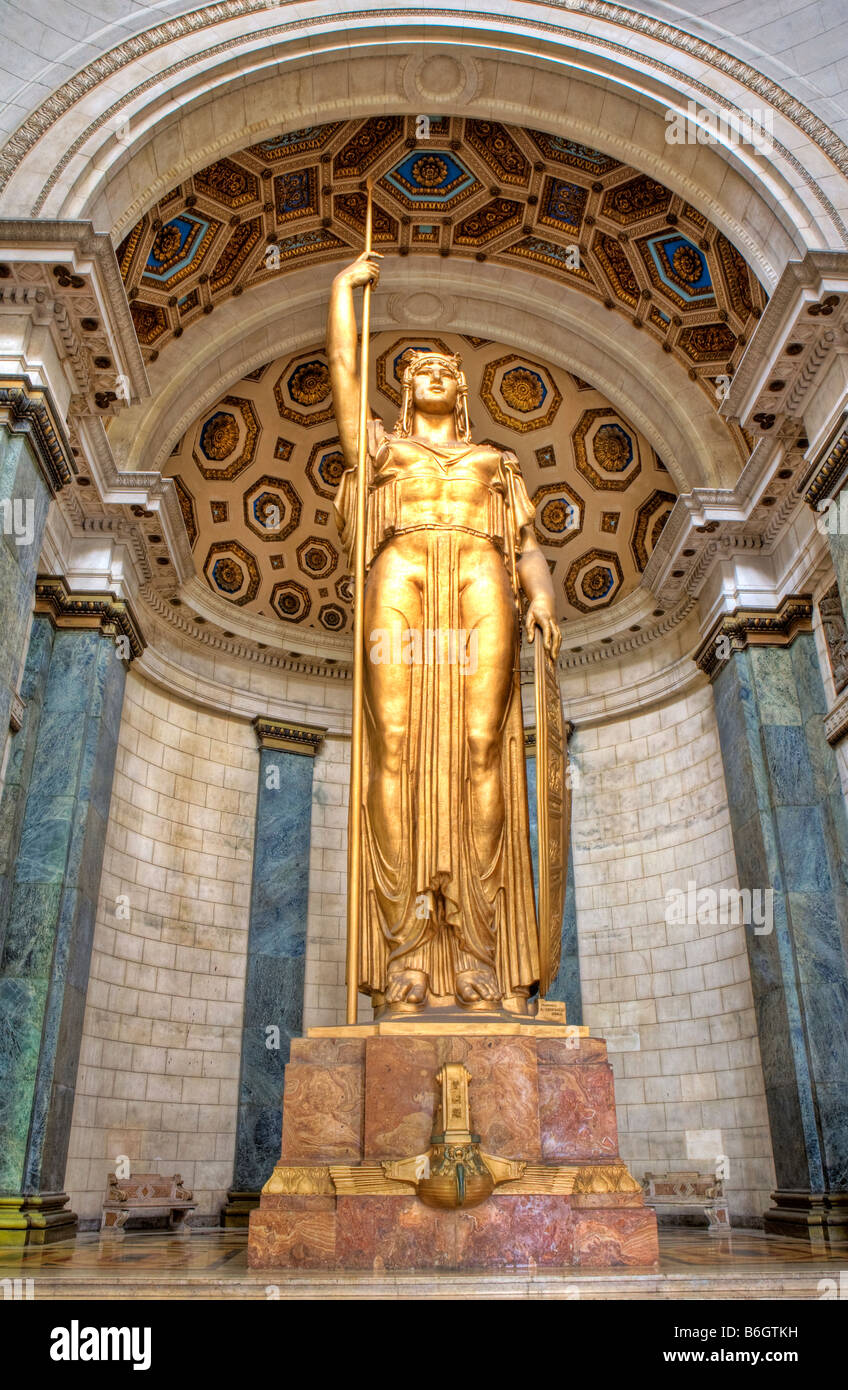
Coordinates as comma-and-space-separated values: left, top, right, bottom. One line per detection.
247, 1031, 658, 1270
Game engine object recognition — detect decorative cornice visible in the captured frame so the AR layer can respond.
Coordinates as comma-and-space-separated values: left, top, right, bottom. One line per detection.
4, 1, 847, 245
760, 472, 809, 549
662, 532, 765, 612
694, 593, 813, 679
723, 253, 848, 414
824, 689, 848, 746
804, 422, 848, 509
140, 584, 352, 679
252, 716, 327, 754
0, 377, 72, 492
132, 640, 346, 725
637, 423, 814, 607
0, 220, 148, 408
34, 575, 146, 660
551, 596, 698, 672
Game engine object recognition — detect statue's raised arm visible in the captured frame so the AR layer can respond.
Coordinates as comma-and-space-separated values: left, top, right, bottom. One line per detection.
327, 252, 382, 470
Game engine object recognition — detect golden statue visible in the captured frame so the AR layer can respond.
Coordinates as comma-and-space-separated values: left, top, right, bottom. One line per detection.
329, 248, 562, 1018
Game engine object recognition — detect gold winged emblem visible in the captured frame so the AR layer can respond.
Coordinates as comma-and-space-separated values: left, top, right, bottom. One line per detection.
534, 637, 570, 995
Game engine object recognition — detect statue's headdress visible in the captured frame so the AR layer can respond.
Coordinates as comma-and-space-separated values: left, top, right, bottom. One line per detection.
394, 349, 471, 441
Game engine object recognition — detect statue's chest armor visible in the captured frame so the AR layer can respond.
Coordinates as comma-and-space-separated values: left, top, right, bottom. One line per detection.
364, 434, 513, 550
375, 441, 504, 494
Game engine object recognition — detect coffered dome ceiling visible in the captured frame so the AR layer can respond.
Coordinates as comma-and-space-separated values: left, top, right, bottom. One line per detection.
117, 113, 769, 636
165, 332, 675, 628
117, 115, 766, 411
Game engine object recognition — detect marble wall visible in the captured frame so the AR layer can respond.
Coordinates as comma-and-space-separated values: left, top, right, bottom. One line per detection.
819, 476, 848, 800
64, 670, 258, 1225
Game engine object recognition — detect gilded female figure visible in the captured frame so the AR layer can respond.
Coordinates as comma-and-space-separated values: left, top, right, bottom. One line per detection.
329, 251, 562, 1015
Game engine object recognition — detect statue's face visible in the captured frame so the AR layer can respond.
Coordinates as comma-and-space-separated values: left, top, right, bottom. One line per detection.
411, 361, 459, 415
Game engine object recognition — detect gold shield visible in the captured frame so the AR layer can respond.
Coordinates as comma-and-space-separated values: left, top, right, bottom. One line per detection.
533, 637, 571, 996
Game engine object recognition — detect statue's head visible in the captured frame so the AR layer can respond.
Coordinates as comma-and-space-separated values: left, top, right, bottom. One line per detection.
395, 350, 471, 441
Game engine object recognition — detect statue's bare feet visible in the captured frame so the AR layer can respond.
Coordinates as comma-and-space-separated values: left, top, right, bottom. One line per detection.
455, 968, 501, 1005
385, 968, 428, 1006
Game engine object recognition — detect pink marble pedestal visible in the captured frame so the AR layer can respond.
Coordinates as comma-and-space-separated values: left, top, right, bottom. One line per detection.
247, 1033, 658, 1270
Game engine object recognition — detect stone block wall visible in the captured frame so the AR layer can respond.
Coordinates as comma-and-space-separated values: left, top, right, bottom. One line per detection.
64, 670, 258, 1224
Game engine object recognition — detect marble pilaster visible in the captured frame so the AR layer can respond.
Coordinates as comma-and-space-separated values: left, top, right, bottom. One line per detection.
0, 623, 127, 1243
711, 631, 848, 1240
225, 719, 326, 1226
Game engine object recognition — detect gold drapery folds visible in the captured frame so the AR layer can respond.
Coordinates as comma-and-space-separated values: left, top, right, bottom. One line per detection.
335, 415, 541, 1009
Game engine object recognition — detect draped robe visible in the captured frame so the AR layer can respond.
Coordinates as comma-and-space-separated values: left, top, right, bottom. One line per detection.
335, 419, 540, 1001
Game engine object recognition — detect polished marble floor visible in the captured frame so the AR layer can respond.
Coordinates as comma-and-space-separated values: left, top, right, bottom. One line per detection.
2, 1227, 845, 1299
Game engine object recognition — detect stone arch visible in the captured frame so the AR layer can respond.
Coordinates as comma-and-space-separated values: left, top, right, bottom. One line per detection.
3, 10, 846, 283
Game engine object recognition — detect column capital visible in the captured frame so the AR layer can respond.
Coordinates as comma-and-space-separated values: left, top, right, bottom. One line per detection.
0, 376, 73, 492
34, 575, 145, 661
720, 251, 848, 457
804, 419, 848, 508
252, 717, 327, 755
695, 593, 813, 679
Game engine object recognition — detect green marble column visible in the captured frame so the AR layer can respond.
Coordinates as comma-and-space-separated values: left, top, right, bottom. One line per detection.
0, 388, 75, 1243
224, 718, 326, 1227
710, 617, 848, 1242
0, 617, 129, 1244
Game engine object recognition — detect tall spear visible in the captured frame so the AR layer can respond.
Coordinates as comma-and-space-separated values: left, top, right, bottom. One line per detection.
346, 178, 374, 1025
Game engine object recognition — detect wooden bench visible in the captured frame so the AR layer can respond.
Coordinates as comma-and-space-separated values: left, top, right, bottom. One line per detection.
101, 1172, 195, 1237
641, 1170, 730, 1235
